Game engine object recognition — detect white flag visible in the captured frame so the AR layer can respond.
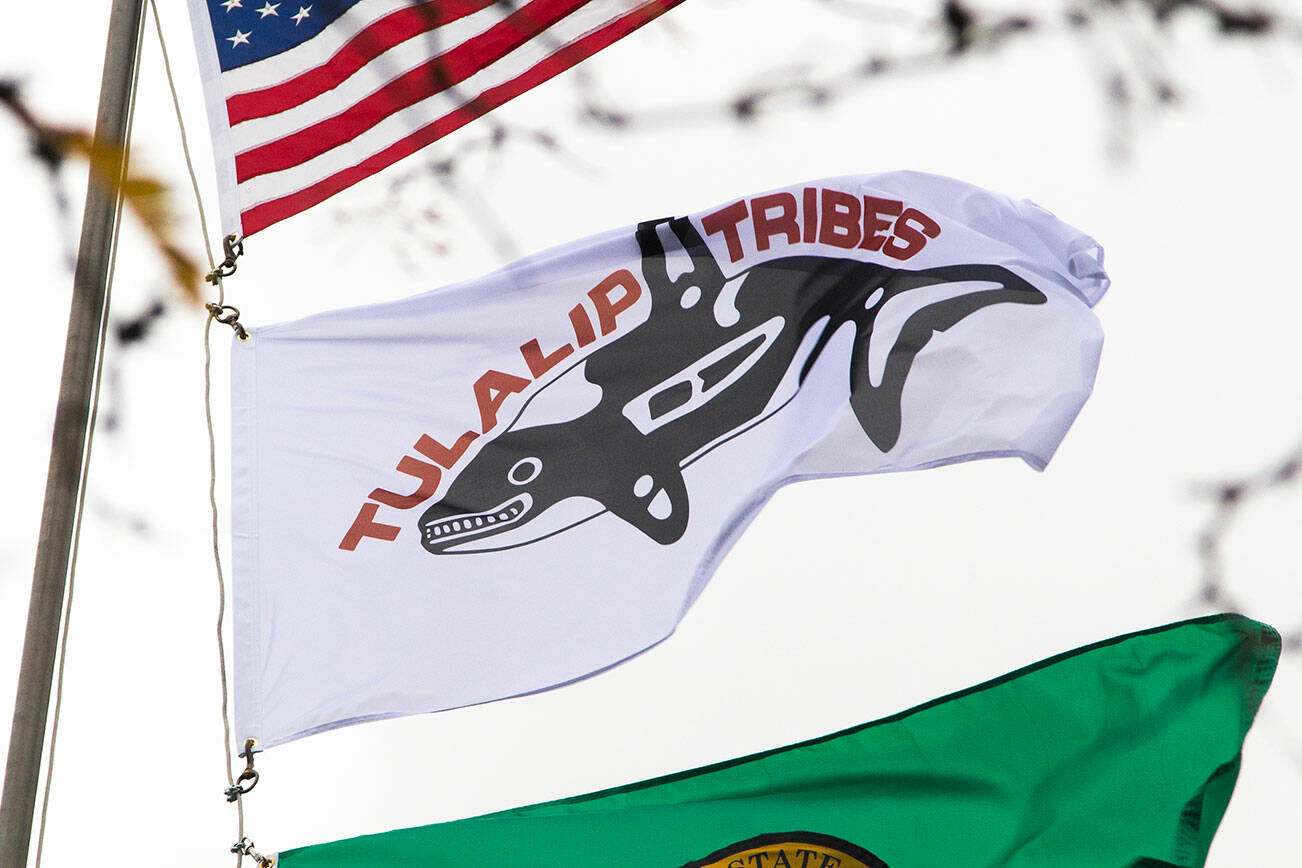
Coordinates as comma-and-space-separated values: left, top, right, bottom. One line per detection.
231, 171, 1109, 748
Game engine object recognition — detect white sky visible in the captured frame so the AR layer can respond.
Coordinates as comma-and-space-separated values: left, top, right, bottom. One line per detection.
1, 1, 1299, 865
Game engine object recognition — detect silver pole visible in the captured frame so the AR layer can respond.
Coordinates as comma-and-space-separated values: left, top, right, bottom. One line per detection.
0, 0, 147, 864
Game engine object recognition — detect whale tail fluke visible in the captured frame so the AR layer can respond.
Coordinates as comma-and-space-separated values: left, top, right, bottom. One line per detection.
847, 264, 1047, 452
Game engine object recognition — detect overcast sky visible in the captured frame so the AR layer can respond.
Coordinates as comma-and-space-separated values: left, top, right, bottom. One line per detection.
2, 1, 1299, 865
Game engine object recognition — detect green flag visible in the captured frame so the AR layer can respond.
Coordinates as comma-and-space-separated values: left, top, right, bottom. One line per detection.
278, 615, 1278, 868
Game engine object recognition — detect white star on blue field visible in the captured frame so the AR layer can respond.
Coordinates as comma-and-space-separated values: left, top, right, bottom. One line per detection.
209, 0, 343, 69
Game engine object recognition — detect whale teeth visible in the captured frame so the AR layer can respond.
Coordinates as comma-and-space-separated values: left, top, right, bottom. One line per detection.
426, 495, 530, 548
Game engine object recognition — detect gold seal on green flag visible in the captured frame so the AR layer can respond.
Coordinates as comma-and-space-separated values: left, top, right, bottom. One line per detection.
277, 615, 1279, 868
682, 833, 889, 868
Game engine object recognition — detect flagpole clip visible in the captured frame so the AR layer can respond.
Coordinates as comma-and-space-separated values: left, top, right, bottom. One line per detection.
206, 233, 245, 285
224, 738, 260, 801
206, 302, 248, 341
231, 837, 274, 868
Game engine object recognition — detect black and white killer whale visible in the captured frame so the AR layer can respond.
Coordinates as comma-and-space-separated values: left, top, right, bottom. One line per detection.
418, 217, 1046, 554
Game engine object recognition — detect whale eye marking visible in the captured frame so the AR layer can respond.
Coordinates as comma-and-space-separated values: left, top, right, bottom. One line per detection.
680, 286, 702, 309
508, 457, 542, 485
634, 475, 653, 498
864, 287, 885, 309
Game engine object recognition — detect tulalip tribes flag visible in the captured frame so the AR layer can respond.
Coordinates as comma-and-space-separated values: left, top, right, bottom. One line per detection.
273, 615, 1280, 867
184, 0, 685, 236
231, 171, 1109, 748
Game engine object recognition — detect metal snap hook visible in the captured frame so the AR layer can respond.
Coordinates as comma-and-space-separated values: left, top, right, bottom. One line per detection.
205, 302, 249, 341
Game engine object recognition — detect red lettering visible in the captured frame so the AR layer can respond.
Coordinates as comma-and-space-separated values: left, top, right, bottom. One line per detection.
701, 199, 750, 262
818, 189, 861, 248
884, 207, 941, 260
860, 195, 903, 252
801, 187, 818, 243
751, 192, 800, 252
569, 303, 596, 347
414, 430, 477, 469
473, 369, 531, 433
587, 269, 642, 336
345, 263, 664, 551
368, 456, 442, 509
520, 337, 574, 378
339, 502, 400, 550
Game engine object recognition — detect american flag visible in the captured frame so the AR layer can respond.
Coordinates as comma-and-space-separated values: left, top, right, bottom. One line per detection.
187, 0, 685, 235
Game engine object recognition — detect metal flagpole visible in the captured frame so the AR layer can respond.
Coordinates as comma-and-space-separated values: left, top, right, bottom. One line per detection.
0, 0, 147, 864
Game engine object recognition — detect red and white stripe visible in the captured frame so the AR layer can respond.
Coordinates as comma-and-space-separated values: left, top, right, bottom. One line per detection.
194, 0, 684, 235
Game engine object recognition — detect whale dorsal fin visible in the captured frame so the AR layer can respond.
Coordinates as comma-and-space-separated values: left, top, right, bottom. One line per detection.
636, 217, 728, 313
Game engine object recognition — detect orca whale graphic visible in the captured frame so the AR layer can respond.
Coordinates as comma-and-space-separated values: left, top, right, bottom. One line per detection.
418, 217, 1046, 554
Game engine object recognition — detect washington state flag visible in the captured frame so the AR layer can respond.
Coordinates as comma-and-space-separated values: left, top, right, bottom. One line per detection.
276, 614, 1278, 868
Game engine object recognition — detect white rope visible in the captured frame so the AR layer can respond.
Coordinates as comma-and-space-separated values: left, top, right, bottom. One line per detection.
148, 0, 217, 273
148, 2, 249, 864
31, 7, 146, 867
204, 268, 246, 868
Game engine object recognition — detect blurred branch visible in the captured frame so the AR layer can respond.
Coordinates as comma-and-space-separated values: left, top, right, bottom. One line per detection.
337, 0, 1300, 264
336, 118, 600, 266
1196, 442, 1302, 651
572, 0, 1299, 159
0, 78, 201, 302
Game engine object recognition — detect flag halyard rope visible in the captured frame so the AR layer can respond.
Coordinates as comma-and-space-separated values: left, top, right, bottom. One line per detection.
198, 184, 258, 868
148, 0, 215, 275
204, 289, 258, 867
146, 2, 263, 864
